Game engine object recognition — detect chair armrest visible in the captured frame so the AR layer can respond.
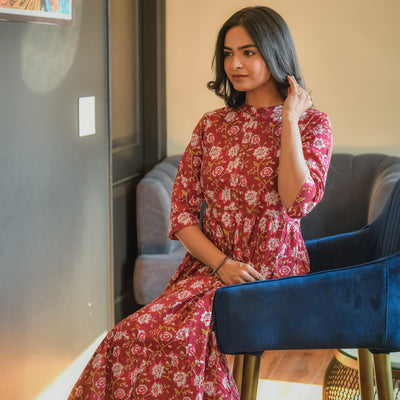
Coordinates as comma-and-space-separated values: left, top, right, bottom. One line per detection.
212, 253, 400, 355
306, 225, 374, 273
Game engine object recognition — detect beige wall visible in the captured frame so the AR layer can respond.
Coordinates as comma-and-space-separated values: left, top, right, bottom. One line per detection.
166, 0, 400, 156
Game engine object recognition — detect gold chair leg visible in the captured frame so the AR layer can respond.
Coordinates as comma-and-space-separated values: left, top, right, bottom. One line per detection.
373, 353, 394, 400
357, 349, 374, 400
240, 354, 261, 400
233, 354, 244, 394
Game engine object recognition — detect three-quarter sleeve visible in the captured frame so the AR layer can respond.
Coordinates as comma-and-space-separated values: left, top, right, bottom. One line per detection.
286, 111, 332, 218
168, 116, 206, 240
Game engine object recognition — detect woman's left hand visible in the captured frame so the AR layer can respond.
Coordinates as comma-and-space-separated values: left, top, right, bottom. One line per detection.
282, 75, 312, 122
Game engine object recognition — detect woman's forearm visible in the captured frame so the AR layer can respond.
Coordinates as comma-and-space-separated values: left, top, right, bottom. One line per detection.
278, 116, 309, 209
174, 225, 227, 271
175, 224, 264, 284
278, 76, 312, 209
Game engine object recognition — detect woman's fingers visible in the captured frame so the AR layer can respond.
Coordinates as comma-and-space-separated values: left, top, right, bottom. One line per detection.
238, 263, 264, 282
252, 269, 264, 281
287, 75, 302, 93
290, 76, 311, 102
284, 75, 312, 118
216, 260, 263, 285
287, 75, 297, 88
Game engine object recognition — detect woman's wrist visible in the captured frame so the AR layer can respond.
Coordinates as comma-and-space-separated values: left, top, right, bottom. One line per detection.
211, 255, 230, 276
282, 111, 299, 126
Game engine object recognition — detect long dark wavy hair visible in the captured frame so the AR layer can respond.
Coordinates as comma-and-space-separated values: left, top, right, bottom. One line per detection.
207, 6, 304, 108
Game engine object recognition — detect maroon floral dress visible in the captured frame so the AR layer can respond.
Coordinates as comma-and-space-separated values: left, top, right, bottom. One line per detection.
68, 104, 332, 400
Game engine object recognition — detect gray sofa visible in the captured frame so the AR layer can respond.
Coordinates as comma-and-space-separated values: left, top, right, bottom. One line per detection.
134, 153, 400, 305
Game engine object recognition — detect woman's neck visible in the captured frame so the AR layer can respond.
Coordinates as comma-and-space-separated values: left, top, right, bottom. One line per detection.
245, 83, 283, 109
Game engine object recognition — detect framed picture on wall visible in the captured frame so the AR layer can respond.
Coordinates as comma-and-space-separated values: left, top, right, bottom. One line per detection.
0, 0, 73, 25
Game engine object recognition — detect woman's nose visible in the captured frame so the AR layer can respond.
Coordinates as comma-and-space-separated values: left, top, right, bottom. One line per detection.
232, 55, 243, 70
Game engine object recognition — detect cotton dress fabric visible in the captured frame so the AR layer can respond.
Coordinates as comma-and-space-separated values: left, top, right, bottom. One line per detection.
68, 104, 332, 400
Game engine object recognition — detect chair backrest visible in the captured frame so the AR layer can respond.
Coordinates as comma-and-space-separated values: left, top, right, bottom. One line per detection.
301, 153, 400, 240
371, 178, 400, 260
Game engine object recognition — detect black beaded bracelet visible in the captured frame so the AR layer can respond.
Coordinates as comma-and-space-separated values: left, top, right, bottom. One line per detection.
211, 255, 230, 276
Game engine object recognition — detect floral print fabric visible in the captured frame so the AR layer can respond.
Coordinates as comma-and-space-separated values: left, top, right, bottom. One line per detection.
169, 104, 332, 279
68, 104, 332, 400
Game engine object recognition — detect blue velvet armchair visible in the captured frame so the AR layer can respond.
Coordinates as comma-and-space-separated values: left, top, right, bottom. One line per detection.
212, 178, 400, 400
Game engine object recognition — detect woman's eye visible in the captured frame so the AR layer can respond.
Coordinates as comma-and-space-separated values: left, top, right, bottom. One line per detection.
223, 51, 232, 58
244, 50, 256, 56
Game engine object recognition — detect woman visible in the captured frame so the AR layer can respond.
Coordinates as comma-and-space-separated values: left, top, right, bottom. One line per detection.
68, 6, 332, 400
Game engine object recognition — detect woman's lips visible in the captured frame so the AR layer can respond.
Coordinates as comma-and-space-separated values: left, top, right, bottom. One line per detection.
232, 74, 247, 82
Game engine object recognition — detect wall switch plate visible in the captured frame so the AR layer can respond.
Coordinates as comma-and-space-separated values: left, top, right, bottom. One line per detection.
78, 96, 96, 136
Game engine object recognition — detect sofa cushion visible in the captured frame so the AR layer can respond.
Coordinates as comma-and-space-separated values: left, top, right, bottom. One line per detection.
134, 246, 187, 305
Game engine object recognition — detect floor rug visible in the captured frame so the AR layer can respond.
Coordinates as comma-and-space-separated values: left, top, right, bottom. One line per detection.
257, 379, 323, 400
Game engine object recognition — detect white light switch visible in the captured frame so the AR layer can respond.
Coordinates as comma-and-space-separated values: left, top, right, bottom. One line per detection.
78, 96, 96, 136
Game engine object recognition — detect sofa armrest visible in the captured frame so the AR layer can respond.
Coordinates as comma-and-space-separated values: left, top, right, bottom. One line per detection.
136, 173, 178, 255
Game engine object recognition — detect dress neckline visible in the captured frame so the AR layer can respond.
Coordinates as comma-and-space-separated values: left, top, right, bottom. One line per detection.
239, 103, 283, 116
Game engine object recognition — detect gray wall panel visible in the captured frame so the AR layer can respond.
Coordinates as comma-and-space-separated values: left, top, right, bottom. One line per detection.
0, 1, 111, 398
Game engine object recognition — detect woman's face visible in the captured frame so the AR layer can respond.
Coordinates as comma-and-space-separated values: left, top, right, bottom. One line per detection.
223, 26, 275, 98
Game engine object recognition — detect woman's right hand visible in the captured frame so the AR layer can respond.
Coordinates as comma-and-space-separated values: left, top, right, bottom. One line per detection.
174, 225, 263, 285
216, 258, 263, 285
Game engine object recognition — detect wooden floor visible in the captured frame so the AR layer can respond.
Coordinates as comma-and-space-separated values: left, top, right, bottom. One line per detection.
227, 349, 335, 400
259, 349, 335, 384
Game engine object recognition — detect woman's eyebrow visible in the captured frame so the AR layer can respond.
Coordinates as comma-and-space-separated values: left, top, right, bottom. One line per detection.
223, 44, 257, 51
